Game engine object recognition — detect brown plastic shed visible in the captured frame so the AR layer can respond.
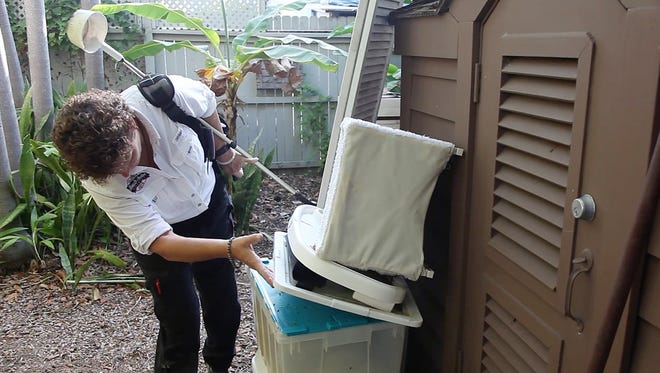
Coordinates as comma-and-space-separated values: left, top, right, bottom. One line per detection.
389, 0, 660, 372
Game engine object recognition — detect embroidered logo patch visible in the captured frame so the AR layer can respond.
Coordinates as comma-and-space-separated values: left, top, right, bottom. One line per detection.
126, 172, 150, 192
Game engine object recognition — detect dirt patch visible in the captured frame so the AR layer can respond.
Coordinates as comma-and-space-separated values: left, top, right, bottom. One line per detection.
0, 168, 322, 372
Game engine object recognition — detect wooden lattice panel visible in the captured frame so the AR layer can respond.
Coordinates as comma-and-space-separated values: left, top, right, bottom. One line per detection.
151, 0, 261, 32
7, 0, 24, 19
9, 0, 353, 34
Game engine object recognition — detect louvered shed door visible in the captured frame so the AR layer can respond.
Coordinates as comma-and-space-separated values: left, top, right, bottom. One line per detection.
460, 0, 660, 369
462, 26, 603, 372
489, 40, 590, 302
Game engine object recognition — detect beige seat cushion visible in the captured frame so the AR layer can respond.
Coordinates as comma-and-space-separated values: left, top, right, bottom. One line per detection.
317, 118, 455, 280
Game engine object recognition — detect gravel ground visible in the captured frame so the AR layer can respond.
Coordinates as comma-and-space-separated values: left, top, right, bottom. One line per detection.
0, 168, 322, 373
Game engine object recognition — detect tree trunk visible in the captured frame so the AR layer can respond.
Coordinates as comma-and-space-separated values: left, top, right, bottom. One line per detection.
81, 0, 105, 89
0, 0, 25, 108
25, 0, 54, 137
223, 83, 240, 139
0, 0, 32, 270
0, 113, 32, 270
0, 121, 13, 214
0, 33, 22, 171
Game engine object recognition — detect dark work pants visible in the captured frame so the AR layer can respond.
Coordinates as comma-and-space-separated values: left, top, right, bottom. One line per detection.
133, 170, 239, 373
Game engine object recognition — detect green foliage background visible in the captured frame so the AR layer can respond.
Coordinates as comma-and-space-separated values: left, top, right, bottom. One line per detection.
293, 84, 333, 172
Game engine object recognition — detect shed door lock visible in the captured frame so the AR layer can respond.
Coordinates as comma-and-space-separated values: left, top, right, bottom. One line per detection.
571, 194, 596, 221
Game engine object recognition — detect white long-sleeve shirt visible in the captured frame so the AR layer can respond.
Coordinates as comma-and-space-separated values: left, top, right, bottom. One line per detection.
82, 75, 218, 255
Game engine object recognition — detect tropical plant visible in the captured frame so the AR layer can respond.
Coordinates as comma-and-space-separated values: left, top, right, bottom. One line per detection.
385, 63, 401, 96
230, 138, 275, 236
0, 83, 124, 289
92, 0, 347, 139
293, 84, 333, 172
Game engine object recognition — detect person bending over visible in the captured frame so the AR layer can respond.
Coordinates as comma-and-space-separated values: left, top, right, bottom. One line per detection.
52, 75, 273, 373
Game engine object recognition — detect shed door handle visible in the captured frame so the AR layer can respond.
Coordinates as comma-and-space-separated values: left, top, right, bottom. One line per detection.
564, 249, 594, 334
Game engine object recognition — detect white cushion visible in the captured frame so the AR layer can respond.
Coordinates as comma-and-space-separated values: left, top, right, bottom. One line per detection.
317, 118, 455, 280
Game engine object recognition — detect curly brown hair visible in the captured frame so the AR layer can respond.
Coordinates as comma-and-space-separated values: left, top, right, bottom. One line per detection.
52, 89, 135, 183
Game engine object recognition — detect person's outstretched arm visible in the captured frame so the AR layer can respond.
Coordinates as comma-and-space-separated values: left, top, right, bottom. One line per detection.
150, 231, 274, 286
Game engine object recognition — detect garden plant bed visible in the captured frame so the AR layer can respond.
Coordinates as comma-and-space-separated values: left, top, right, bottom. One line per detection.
0, 168, 322, 373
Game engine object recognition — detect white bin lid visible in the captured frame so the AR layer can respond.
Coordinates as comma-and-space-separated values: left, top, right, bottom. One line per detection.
272, 231, 423, 327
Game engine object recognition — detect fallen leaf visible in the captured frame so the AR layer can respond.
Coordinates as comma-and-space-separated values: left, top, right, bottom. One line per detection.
93, 287, 101, 301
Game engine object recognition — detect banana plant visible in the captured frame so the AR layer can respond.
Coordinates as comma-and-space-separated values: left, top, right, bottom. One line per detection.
92, 1, 347, 138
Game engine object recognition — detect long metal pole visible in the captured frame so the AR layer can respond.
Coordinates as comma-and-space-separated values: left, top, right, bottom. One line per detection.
198, 117, 314, 204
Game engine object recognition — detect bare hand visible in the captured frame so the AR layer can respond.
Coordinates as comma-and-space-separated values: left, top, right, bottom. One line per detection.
231, 233, 274, 287
218, 149, 258, 178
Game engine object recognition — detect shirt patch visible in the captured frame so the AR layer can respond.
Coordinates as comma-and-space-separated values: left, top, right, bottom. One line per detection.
126, 172, 150, 193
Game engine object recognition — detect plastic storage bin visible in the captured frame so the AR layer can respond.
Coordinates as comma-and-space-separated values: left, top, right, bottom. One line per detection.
249, 267, 407, 373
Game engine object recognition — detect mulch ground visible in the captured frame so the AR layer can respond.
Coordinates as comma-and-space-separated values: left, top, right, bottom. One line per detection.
0, 168, 322, 373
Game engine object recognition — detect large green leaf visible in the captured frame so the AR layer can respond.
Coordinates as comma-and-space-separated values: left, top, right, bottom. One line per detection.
327, 23, 354, 38
254, 34, 348, 57
0, 235, 30, 251
35, 212, 58, 224
237, 45, 338, 72
30, 140, 73, 187
122, 40, 216, 62
92, 3, 220, 48
233, 0, 307, 52
90, 249, 127, 268
59, 243, 73, 276
0, 227, 27, 238
18, 138, 36, 201
0, 203, 26, 230
71, 249, 127, 288
61, 186, 77, 256
18, 88, 34, 138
